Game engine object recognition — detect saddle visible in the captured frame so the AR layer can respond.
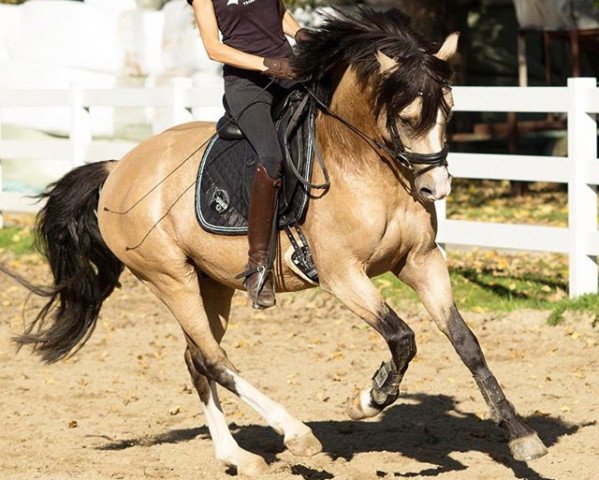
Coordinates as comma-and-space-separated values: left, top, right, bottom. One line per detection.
195, 88, 316, 235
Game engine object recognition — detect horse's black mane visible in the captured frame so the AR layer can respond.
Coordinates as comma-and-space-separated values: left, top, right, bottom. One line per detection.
293, 7, 453, 135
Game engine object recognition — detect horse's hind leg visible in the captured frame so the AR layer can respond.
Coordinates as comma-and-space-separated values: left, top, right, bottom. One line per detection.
185, 347, 269, 475
149, 268, 321, 471
218, 358, 322, 457
398, 247, 548, 462
181, 278, 267, 474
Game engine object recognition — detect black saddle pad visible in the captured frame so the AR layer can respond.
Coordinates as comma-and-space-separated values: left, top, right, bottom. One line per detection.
195, 89, 315, 235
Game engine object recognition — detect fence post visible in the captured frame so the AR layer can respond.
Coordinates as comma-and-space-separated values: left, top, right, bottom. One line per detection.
0, 107, 3, 228
169, 77, 192, 127
567, 77, 598, 297
70, 83, 91, 167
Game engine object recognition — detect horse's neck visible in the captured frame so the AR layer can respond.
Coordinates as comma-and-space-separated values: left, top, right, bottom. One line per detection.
320, 69, 379, 160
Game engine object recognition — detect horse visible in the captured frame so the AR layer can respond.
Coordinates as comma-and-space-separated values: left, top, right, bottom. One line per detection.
8, 7, 547, 475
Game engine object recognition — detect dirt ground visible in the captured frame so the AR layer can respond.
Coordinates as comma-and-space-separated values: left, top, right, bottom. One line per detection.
0, 256, 597, 480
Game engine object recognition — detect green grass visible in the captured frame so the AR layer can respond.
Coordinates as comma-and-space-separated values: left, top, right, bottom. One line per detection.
375, 270, 555, 313
446, 179, 570, 226
375, 268, 599, 326
547, 294, 599, 326
0, 226, 35, 255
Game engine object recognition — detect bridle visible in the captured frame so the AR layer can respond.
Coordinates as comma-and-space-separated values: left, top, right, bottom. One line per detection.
303, 84, 449, 177
386, 111, 449, 176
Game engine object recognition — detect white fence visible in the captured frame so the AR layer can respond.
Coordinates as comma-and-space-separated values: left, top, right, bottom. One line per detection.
0, 77, 597, 297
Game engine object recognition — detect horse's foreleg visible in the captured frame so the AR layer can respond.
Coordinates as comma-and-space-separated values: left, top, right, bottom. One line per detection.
322, 270, 416, 420
399, 247, 548, 462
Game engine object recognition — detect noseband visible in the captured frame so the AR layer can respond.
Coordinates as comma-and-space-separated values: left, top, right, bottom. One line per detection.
386, 112, 449, 176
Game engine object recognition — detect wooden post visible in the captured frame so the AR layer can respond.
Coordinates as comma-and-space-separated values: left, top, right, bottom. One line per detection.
517, 30, 528, 88
569, 29, 581, 77
511, 30, 527, 197
567, 77, 598, 297
70, 83, 91, 167
170, 77, 192, 127
0, 107, 3, 229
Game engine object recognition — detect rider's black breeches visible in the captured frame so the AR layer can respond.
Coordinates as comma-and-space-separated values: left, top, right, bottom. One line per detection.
224, 75, 286, 179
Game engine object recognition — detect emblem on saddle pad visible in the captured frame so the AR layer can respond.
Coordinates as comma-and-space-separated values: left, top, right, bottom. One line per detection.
207, 186, 230, 214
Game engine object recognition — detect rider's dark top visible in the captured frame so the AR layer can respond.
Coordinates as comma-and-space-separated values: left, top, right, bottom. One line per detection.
188, 0, 293, 80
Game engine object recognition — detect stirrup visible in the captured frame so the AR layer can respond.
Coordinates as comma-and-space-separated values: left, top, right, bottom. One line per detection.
235, 264, 272, 292
236, 265, 274, 309
235, 264, 268, 281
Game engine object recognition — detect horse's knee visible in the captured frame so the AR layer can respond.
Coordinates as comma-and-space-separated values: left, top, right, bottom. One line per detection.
389, 329, 417, 364
377, 306, 417, 366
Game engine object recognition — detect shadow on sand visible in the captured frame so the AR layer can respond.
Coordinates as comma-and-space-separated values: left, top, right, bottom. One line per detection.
95, 393, 592, 480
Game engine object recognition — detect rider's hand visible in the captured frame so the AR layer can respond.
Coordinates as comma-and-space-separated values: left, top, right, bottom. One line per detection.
263, 57, 296, 80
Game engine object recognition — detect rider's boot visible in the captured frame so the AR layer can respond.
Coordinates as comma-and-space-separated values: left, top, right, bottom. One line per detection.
241, 163, 281, 309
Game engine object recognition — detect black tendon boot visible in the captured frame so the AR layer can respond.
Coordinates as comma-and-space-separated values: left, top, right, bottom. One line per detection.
241, 164, 280, 309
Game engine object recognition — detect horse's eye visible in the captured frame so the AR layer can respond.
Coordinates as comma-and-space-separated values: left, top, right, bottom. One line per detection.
399, 117, 412, 127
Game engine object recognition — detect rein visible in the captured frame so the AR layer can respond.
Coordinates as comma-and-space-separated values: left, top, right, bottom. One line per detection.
302, 84, 448, 176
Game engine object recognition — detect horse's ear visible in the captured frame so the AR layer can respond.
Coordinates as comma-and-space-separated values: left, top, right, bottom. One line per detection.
376, 50, 398, 74
435, 32, 460, 61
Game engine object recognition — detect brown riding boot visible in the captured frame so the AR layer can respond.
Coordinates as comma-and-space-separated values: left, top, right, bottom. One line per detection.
242, 164, 281, 309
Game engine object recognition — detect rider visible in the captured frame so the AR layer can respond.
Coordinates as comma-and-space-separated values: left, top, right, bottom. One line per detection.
188, 0, 305, 309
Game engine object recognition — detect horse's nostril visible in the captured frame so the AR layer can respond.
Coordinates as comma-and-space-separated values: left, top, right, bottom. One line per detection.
420, 187, 433, 196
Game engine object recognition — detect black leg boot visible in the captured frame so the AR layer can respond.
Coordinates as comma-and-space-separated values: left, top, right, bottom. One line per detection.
241, 164, 280, 309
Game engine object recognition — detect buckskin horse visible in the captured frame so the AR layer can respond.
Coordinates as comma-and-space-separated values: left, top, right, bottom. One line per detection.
6, 7, 547, 475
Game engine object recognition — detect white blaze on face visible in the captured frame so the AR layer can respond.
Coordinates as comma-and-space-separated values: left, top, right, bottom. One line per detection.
409, 103, 452, 202
428, 108, 445, 152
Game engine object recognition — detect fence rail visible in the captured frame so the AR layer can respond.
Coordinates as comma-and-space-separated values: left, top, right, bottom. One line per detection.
0, 77, 597, 297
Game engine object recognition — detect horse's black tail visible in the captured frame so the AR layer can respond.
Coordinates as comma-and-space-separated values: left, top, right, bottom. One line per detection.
6, 160, 123, 363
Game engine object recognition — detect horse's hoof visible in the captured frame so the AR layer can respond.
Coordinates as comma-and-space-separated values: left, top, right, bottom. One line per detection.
285, 430, 323, 457
346, 389, 382, 420
509, 433, 548, 462
236, 453, 269, 476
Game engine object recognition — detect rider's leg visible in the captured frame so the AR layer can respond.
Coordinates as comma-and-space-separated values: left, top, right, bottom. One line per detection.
225, 76, 284, 308
244, 165, 280, 308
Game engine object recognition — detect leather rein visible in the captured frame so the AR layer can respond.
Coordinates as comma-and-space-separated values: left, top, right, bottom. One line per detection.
302, 84, 449, 177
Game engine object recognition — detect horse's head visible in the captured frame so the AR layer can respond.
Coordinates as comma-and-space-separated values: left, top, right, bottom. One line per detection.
293, 7, 458, 203
374, 33, 459, 203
